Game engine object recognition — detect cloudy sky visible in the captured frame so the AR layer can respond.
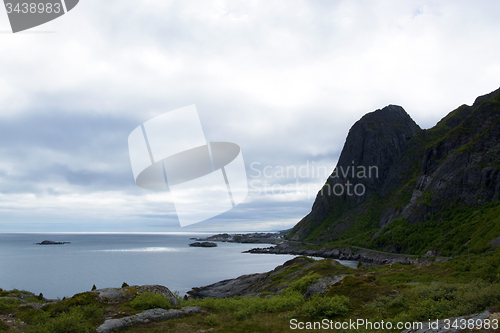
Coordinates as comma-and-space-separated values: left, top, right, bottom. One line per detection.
0, 0, 499, 233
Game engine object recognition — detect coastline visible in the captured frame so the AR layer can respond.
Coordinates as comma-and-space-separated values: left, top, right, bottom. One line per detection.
243, 242, 452, 265
196, 232, 452, 265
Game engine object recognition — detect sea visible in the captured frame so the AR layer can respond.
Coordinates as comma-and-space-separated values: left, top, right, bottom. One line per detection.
0, 233, 358, 299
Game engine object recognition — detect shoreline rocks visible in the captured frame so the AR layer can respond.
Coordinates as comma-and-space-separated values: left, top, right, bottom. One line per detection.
243, 242, 452, 265
189, 242, 217, 247
194, 232, 283, 244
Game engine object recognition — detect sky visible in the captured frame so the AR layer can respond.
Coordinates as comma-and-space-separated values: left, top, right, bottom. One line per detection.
0, 0, 499, 233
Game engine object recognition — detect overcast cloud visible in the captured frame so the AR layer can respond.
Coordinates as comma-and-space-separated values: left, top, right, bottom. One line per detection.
0, 0, 499, 232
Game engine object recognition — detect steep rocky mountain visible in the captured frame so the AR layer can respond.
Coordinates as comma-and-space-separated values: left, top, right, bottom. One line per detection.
288, 88, 500, 256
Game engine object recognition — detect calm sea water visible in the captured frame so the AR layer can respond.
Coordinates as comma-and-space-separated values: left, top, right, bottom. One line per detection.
0, 233, 358, 299
0, 233, 296, 299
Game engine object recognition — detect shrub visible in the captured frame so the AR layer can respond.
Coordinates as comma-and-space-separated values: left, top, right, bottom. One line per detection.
0, 321, 9, 331
15, 308, 51, 326
44, 292, 100, 316
263, 291, 304, 311
367, 280, 500, 323
299, 295, 349, 318
26, 310, 92, 333
130, 292, 172, 310
284, 273, 322, 294
205, 314, 220, 326
187, 291, 305, 320
172, 291, 183, 305
0, 298, 23, 311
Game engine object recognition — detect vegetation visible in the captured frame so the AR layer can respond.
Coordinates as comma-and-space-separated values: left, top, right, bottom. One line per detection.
129, 292, 172, 310
186, 291, 304, 321
298, 294, 349, 318
4, 292, 106, 333
373, 201, 500, 256
295, 189, 500, 260
366, 280, 500, 324
1, 254, 500, 332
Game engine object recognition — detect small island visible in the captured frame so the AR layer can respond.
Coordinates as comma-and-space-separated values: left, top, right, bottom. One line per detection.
193, 231, 287, 244
188, 242, 217, 247
35, 240, 70, 245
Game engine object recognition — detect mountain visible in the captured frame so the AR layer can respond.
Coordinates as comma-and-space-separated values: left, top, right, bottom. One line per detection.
287, 87, 500, 256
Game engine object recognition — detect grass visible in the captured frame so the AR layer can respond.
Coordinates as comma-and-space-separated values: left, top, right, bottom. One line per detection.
297, 294, 349, 318
3, 292, 105, 333
373, 201, 500, 257
186, 290, 305, 321
284, 273, 322, 293
300, 199, 500, 260
366, 280, 500, 323
24, 306, 102, 333
173, 258, 500, 332
0, 298, 24, 312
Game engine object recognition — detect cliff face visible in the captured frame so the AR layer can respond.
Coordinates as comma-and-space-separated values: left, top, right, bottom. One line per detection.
288, 88, 500, 254
335, 105, 421, 199
397, 95, 500, 225
290, 104, 421, 240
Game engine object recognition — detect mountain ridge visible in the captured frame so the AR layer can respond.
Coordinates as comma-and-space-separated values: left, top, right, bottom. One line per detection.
287, 87, 500, 256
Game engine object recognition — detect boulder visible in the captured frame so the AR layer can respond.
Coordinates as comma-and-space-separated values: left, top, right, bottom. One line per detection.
93, 285, 178, 306
96, 307, 201, 333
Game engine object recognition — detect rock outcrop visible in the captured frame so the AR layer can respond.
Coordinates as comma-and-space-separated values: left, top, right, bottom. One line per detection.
290, 105, 421, 241
188, 242, 217, 247
187, 257, 343, 299
93, 285, 178, 306
96, 307, 201, 333
244, 242, 450, 265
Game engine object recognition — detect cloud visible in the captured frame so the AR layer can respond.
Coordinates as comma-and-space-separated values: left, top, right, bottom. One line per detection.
0, 0, 499, 231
